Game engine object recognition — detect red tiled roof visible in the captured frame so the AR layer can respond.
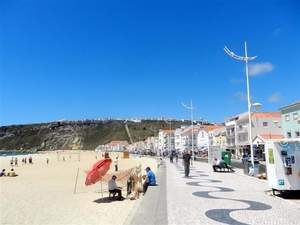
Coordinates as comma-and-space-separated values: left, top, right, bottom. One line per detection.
164, 130, 174, 134
260, 134, 283, 140
110, 140, 127, 144
202, 125, 224, 132
242, 112, 281, 119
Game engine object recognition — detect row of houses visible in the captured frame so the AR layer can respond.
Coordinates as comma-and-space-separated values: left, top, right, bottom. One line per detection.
96, 101, 300, 158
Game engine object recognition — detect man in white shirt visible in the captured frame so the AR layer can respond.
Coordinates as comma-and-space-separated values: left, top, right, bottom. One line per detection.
108, 175, 124, 200
114, 157, 118, 171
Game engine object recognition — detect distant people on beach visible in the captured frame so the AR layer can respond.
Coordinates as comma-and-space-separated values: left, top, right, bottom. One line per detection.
29, 156, 33, 164
7, 168, 17, 177
63, 156, 65, 162
10, 157, 14, 167
0, 169, 6, 177
46, 158, 49, 164
114, 156, 119, 172
182, 149, 193, 178
143, 166, 156, 195
24, 158, 27, 164
14, 158, 18, 167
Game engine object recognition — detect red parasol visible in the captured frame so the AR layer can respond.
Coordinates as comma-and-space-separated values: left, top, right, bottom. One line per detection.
85, 158, 112, 186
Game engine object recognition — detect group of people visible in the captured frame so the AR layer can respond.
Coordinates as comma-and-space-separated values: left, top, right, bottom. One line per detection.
212, 157, 226, 171
169, 152, 179, 164
0, 168, 17, 177
10, 157, 18, 167
176, 149, 231, 176
108, 166, 156, 201
8, 156, 33, 167
1, 155, 37, 178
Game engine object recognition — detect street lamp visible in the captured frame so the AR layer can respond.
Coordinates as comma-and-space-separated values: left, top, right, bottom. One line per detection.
273, 120, 281, 128
224, 42, 258, 167
182, 100, 196, 156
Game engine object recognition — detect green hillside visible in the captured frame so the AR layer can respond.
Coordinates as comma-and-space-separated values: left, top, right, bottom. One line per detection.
0, 120, 190, 152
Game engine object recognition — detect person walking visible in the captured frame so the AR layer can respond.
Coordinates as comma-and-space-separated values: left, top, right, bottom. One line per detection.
182, 149, 193, 177
14, 158, 18, 167
114, 156, 119, 172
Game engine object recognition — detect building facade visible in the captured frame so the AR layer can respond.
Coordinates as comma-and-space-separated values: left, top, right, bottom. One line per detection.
279, 101, 300, 139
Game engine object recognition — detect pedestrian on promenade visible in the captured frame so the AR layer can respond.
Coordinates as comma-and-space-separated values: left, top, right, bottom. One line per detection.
169, 153, 173, 163
182, 149, 193, 177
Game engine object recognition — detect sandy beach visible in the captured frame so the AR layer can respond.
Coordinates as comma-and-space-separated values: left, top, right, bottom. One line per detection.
0, 151, 158, 225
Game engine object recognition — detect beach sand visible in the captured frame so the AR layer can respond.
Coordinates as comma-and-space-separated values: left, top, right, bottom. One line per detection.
0, 151, 158, 225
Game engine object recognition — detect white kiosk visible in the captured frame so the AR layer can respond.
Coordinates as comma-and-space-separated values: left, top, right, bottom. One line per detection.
265, 139, 300, 196
208, 145, 221, 164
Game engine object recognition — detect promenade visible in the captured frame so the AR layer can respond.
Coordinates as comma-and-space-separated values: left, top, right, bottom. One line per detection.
127, 158, 300, 225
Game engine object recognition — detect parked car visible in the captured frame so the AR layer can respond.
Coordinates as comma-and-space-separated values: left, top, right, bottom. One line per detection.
242, 155, 259, 164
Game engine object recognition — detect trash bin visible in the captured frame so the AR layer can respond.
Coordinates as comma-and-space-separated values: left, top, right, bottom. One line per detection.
254, 164, 260, 177
221, 151, 232, 165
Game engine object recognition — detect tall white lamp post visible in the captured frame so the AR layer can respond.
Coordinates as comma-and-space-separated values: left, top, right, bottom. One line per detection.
224, 42, 259, 167
182, 100, 196, 157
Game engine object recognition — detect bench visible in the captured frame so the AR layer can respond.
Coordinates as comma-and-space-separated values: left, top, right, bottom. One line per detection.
213, 163, 235, 172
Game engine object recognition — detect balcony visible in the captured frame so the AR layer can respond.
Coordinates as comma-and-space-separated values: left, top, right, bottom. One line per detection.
227, 131, 235, 136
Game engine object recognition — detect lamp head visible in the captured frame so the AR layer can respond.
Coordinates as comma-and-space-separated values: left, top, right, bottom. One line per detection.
251, 103, 262, 111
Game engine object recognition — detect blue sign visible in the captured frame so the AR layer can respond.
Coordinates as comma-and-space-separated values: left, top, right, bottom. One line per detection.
278, 179, 285, 186
291, 155, 295, 164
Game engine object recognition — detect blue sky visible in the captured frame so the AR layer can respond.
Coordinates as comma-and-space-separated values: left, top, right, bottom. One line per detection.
1, 0, 299, 126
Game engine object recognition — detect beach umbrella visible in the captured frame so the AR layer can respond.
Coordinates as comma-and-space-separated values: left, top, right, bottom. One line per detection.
85, 158, 112, 186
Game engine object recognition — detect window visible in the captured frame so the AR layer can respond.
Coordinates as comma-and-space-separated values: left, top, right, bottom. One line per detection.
293, 112, 298, 120
263, 122, 268, 127
295, 130, 300, 138
287, 131, 291, 138
285, 115, 290, 122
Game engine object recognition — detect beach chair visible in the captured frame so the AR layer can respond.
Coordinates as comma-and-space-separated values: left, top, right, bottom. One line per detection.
108, 190, 117, 200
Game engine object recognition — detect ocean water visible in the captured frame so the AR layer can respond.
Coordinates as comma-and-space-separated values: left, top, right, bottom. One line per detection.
0, 152, 36, 157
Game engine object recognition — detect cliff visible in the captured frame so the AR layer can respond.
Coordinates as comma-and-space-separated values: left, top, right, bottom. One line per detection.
0, 120, 189, 152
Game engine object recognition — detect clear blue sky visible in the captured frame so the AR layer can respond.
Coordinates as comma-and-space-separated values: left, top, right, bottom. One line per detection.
1, 0, 299, 126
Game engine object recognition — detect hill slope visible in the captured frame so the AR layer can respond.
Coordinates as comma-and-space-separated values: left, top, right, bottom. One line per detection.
0, 120, 190, 152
